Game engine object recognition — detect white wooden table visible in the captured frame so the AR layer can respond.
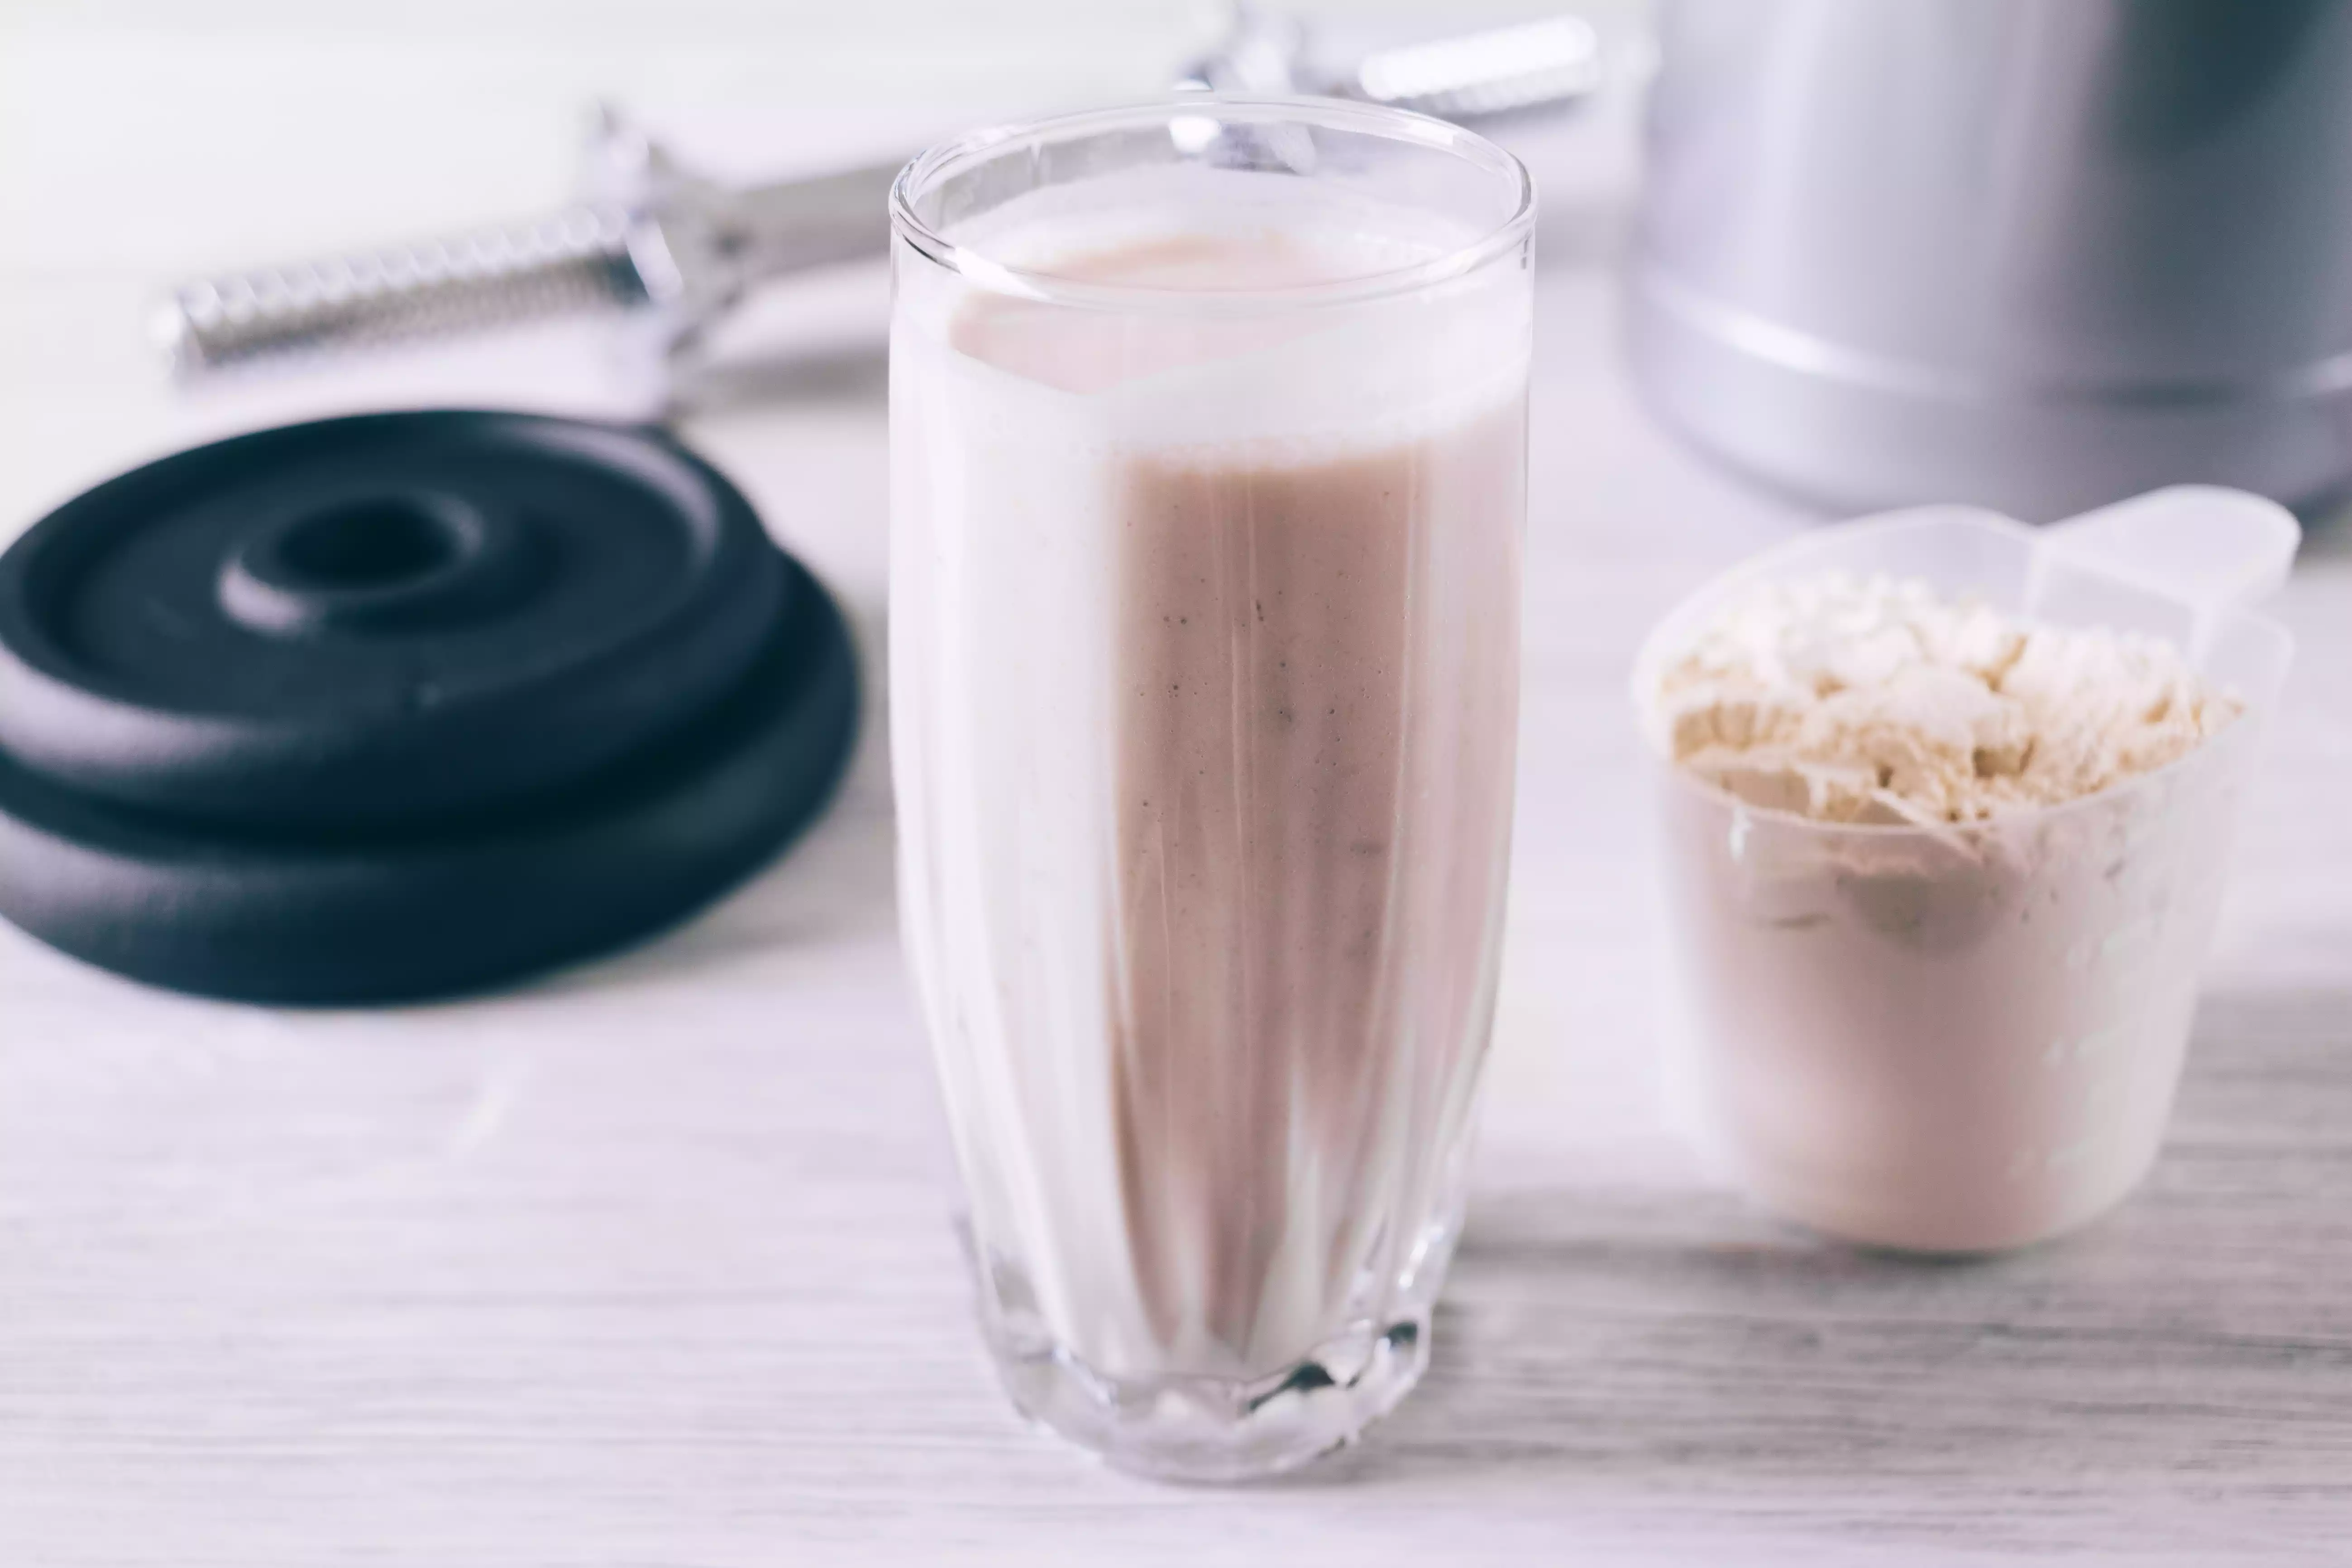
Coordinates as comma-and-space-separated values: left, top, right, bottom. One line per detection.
5, 5, 2350, 1562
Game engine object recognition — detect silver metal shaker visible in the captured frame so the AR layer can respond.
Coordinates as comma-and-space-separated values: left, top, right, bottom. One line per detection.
1628, 0, 2352, 518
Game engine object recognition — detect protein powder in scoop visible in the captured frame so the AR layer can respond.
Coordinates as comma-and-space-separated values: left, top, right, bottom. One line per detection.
1643, 571, 2257, 1252
1655, 573, 2242, 826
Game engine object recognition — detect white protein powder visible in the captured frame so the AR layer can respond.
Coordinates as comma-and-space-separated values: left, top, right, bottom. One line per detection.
1653, 574, 2240, 825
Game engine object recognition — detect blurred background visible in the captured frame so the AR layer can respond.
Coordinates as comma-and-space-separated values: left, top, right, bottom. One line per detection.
15, 0, 2351, 537
0, 0, 1640, 530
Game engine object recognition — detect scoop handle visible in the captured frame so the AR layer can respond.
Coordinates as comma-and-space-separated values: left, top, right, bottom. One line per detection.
2040, 486, 2301, 614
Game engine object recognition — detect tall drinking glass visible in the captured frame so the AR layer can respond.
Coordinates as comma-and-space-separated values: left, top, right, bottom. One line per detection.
889, 97, 1533, 1480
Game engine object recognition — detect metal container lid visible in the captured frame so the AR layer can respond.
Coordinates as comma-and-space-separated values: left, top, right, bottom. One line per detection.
0, 411, 857, 1004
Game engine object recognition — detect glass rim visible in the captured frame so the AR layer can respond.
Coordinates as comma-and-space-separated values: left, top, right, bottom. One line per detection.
887, 94, 1537, 313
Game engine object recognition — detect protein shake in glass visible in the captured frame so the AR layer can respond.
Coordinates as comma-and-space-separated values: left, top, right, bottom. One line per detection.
888, 99, 1533, 1479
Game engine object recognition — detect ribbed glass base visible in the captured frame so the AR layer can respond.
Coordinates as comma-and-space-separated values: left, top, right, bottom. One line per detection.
959, 1212, 1458, 1482
986, 1310, 1429, 1483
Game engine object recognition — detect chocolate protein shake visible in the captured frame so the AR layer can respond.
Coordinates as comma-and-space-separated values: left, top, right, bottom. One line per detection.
1106, 397, 1521, 1363
890, 154, 1530, 1475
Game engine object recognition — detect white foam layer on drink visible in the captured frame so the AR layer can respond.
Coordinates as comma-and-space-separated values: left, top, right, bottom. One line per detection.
899, 169, 1530, 455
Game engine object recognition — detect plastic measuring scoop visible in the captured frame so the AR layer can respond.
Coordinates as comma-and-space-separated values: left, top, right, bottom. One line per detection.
1634, 485, 2299, 751
1630, 487, 2298, 1253
2031, 485, 2300, 669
